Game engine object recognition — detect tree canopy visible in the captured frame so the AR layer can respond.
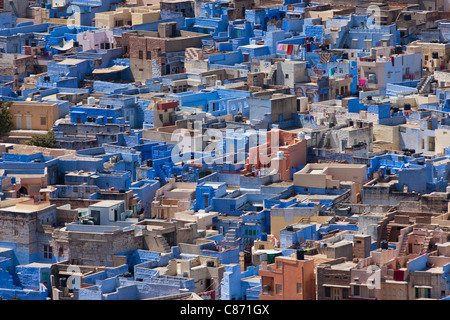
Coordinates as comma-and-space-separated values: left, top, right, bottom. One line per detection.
0, 100, 14, 136
25, 130, 59, 148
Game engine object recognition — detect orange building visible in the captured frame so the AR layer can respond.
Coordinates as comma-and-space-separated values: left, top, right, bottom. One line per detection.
10, 101, 59, 131
259, 250, 316, 300
242, 129, 307, 181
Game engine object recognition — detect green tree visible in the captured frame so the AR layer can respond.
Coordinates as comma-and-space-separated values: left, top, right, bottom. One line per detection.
0, 100, 14, 136
25, 130, 59, 148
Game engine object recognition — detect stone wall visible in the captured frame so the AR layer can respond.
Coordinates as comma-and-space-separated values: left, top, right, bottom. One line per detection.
67, 229, 143, 267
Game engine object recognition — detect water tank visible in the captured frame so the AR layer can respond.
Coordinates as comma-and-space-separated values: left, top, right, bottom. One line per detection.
87, 97, 95, 105
206, 261, 215, 267
296, 249, 305, 261
380, 240, 389, 250
277, 151, 284, 159
298, 132, 305, 140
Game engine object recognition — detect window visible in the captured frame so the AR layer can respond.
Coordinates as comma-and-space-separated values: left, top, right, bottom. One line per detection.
353, 285, 360, 296
297, 283, 302, 294
147, 51, 151, 59
324, 287, 331, 298
415, 287, 420, 299
276, 284, 282, 295
40, 117, 46, 126
285, 74, 289, 79
44, 245, 52, 259
276, 261, 282, 269
139, 51, 143, 59
343, 288, 349, 299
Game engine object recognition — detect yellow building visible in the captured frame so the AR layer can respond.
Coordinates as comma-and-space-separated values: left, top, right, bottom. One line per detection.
95, 6, 161, 29
9, 101, 59, 131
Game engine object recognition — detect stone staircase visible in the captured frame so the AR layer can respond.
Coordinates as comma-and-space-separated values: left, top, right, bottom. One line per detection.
417, 75, 434, 94
267, 64, 277, 84
422, 235, 432, 253
156, 235, 171, 253
224, 228, 240, 248
397, 233, 410, 256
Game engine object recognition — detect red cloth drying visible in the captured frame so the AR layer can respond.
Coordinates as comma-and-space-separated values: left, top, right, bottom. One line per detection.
287, 44, 293, 55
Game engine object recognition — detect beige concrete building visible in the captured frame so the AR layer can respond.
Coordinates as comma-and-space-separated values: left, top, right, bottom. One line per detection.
9, 101, 59, 131
95, 6, 161, 28
408, 40, 450, 72
435, 128, 450, 156
151, 178, 197, 221
293, 163, 367, 197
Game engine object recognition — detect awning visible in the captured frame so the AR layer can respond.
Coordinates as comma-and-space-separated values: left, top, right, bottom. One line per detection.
322, 284, 351, 288
92, 65, 129, 74
51, 39, 74, 51
193, 25, 215, 29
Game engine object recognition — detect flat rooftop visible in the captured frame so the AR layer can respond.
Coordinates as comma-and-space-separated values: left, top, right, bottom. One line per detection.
330, 261, 358, 271
18, 262, 53, 268
89, 200, 124, 207
57, 59, 87, 65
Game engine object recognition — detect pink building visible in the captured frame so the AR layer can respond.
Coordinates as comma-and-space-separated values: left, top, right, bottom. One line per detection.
259, 250, 316, 300
242, 129, 307, 181
76, 30, 115, 51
